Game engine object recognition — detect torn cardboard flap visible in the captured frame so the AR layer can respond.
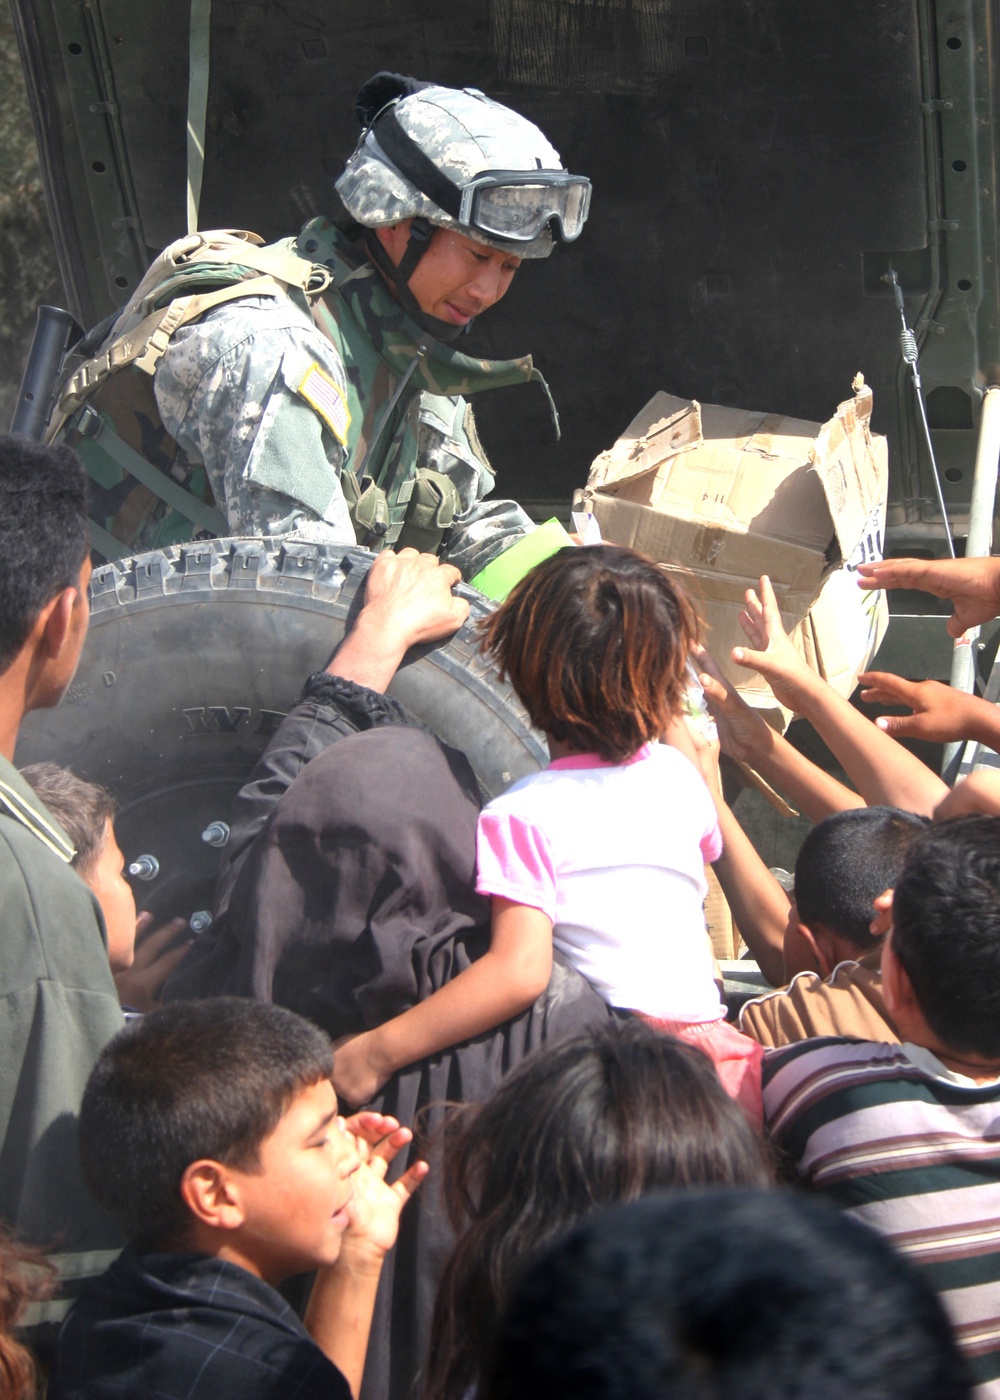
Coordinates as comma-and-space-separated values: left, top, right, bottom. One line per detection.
582, 378, 889, 726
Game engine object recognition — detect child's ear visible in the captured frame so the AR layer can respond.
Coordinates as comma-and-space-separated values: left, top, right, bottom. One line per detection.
880, 929, 913, 1016
783, 916, 823, 980
180, 1161, 246, 1233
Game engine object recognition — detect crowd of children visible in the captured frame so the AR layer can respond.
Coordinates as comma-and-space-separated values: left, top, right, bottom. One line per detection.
1, 431, 999, 1400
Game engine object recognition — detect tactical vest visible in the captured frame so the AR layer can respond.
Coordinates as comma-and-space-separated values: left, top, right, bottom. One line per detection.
50, 222, 548, 561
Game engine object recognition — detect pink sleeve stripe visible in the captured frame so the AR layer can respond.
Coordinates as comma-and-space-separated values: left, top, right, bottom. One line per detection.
476, 809, 558, 924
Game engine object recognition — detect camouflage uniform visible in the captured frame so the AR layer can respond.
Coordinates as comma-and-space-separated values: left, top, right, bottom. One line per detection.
154, 217, 539, 578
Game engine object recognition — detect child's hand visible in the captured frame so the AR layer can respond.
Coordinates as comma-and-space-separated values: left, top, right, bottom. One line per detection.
113, 913, 192, 1012
339, 1120, 428, 1269
732, 574, 813, 711
693, 647, 774, 768
332, 1032, 389, 1110
858, 671, 987, 744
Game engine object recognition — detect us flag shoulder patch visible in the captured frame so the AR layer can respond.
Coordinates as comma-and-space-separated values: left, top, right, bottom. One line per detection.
297, 362, 351, 445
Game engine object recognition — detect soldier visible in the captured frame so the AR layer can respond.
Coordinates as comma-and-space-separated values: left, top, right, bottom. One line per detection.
143, 74, 591, 577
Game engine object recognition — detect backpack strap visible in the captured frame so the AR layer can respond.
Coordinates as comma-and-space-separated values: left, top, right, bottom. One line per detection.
54, 274, 291, 422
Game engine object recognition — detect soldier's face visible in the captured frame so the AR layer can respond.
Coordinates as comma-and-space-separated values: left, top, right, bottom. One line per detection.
377, 222, 522, 327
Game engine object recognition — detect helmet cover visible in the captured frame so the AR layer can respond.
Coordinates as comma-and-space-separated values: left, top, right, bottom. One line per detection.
336, 85, 568, 258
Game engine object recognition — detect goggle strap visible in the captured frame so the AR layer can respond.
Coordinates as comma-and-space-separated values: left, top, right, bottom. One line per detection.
372, 109, 464, 223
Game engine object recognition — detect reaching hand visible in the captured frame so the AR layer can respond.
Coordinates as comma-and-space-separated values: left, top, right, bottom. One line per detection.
113, 913, 192, 1012
362, 548, 469, 651
856, 556, 1000, 638
693, 647, 774, 767
858, 671, 991, 744
732, 575, 814, 711
331, 1032, 388, 1111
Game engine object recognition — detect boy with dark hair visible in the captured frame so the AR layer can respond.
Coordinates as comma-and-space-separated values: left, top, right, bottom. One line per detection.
740, 806, 927, 1046
763, 815, 1000, 1397
483, 1190, 971, 1400
0, 435, 125, 1322
50, 997, 426, 1400
19, 761, 190, 1001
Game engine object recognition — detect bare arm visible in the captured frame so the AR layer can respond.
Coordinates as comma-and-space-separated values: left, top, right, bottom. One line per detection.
934, 770, 1000, 819
857, 672, 1000, 751
856, 555, 1000, 637
678, 698, 790, 985
330, 898, 553, 1107
694, 648, 863, 823
306, 1116, 427, 1398
733, 576, 948, 816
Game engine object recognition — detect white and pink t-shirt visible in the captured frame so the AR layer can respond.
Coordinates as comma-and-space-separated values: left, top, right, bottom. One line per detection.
475, 742, 726, 1024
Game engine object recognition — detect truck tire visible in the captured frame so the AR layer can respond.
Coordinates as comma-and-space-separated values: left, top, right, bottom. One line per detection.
15, 538, 546, 923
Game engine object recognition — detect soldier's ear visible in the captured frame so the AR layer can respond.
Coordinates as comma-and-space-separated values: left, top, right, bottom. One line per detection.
373, 221, 413, 265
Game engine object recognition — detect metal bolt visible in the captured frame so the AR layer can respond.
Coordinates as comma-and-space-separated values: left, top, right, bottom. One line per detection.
128, 854, 159, 881
201, 821, 231, 847
189, 911, 213, 934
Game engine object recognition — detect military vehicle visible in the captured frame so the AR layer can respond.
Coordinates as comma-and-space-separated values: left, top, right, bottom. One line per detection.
8, 0, 1000, 930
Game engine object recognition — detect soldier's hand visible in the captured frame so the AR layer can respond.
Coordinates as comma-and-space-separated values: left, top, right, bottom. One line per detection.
363, 548, 469, 651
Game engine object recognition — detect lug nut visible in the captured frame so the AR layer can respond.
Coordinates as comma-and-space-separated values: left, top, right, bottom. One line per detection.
128, 855, 159, 881
189, 910, 213, 934
201, 821, 230, 847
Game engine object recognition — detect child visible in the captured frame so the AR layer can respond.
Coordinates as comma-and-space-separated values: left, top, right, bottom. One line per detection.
20, 761, 190, 1005
332, 545, 763, 1121
48, 997, 426, 1400
739, 806, 928, 1047
763, 816, 1000, 1396
424, 1020, 771, 1400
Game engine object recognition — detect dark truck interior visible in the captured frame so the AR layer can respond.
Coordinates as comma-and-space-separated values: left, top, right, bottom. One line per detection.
8, 0, 1000, 937
11, 0, 999, 552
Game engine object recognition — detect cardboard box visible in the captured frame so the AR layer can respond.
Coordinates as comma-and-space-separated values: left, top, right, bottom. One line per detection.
581, 378, 889, 723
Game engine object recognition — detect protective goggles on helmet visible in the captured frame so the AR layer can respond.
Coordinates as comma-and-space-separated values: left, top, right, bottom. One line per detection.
371, 106, 592, 245
456, 171, 591, 243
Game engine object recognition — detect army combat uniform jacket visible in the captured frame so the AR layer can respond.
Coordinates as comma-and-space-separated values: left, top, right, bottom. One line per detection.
0, 758, 124, 1334
153, 218, 538, 578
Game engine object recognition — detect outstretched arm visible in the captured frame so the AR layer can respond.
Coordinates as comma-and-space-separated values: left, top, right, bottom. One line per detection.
857, 672, 1000, 751
733, 575, 948, 816
856, 555, 1000, 637
330, 898, 553, 1107
677, 696, 790, 986
694, 648, 863, 823
933, 770, 1000, 819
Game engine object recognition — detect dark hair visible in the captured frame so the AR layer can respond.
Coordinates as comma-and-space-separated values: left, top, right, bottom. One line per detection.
479, 545, 699, 763
0, 436, 90, 674
423, 1021, 771, 1400
0, 1226, 55, 1400
19, 762, 116, 878
483, 1189, 972, 1400
79, 998, 333, 1252
891, 815, 1000, 1058
794, 806, 928, 953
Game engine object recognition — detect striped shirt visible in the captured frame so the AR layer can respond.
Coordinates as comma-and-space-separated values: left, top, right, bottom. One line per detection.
763, 1038, 1000, 1398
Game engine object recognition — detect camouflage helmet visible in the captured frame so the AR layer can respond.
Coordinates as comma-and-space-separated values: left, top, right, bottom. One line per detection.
336, 83, 590, 259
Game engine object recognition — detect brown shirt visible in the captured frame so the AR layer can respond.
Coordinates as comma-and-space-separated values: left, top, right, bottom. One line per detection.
738, 950, 898, 1048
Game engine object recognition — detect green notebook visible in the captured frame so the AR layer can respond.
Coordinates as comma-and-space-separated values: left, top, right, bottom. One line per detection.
469, 518, 574, 602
